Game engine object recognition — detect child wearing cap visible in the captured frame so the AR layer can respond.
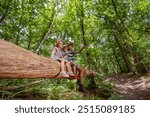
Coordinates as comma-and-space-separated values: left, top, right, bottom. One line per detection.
66, 41, 87, 83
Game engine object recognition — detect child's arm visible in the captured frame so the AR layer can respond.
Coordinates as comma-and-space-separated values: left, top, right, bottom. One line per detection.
51, 49, 56, 60
74, 44, 88, 54
63, 53, 68, 59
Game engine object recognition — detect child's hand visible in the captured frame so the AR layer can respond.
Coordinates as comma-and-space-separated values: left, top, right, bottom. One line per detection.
84, 44, 88, 48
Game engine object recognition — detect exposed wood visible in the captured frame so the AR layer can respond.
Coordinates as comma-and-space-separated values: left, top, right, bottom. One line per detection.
0, 39, 60, 78
0, 39, 95, 79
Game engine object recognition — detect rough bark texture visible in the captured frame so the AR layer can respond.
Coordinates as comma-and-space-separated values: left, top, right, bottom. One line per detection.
0, 39, 60, 78
0, 39, 95, 79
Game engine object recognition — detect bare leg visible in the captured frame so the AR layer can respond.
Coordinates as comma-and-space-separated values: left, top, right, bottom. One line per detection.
76, 79, 86, 92
65, 61, 76, 76
58, 59, 69, 77
60, 59, 65, 72
76, 66, 86, 92
72, 64, 77, 74
66, 61, 72, 73
77, 68, 84, 84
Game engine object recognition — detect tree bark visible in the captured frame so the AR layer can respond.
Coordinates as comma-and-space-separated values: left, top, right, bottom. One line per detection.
113, 48, 123, 72
79, 1, 87, 46
118, 25, 148, 74
0, 39, 60, 78
113, 32, 133, 73
0, 39, 95, 79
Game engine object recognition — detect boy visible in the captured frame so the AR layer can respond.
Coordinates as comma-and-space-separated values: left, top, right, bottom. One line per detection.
66, 41, 87, 84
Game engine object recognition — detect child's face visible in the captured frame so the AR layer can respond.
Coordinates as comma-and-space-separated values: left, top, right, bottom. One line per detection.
69, 45, 73, 49
58, 41, 63, 48
63, 46, 67, 51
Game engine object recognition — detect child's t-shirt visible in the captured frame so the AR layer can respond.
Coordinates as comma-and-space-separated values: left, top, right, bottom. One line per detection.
68, 49, 75, 62
52, 47, 63, 61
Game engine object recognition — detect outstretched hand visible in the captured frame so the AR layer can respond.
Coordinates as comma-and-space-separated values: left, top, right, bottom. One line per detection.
83, 44, 88, 48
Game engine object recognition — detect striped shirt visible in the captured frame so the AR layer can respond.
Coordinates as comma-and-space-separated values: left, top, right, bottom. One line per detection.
68, 49, 75, 62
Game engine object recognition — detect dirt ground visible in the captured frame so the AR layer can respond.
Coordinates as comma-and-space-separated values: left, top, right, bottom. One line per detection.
106, 73, 150, 100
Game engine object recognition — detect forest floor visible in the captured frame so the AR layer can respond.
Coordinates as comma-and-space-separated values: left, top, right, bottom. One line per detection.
1, 73, 150, 100
106, 73, 150, 100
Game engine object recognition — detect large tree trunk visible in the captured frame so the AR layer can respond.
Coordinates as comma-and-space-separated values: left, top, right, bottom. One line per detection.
0, 39, 95, 79
0, 39, 60, 78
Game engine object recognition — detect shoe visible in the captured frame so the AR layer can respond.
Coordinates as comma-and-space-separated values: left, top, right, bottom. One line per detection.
59, 72, 69, 78
67, 72, 76, 77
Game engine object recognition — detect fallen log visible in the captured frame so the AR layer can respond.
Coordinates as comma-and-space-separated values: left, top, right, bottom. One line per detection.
0, 39, 95, 79
0, 39, 60, 78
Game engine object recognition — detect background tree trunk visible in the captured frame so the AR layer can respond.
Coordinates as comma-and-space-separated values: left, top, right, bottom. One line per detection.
113, 32, 134, 73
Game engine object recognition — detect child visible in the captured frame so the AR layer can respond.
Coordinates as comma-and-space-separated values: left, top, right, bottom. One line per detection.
61, 45, 69, 60
51, 39, 75, 77
66, 41, 87, 83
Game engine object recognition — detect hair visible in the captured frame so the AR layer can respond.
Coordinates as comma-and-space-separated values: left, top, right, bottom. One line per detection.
55, 39, 64, 47
62, 45, 68, 51
67, 41, 74, 46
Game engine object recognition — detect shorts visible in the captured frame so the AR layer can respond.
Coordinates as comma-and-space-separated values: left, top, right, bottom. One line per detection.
56, 59, 61, 62
69, 61, 80, 69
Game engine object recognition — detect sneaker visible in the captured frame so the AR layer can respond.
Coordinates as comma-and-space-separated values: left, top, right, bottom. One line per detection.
59, 72, 69, 78
67, 72, 76, 77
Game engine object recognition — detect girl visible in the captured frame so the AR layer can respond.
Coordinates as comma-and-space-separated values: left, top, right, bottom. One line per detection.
51, 39, 75, 77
